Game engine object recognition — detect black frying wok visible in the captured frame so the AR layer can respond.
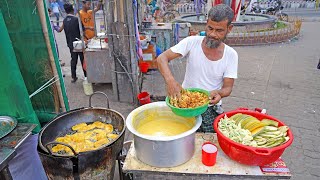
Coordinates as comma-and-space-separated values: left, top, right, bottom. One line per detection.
38, 92, 126, 180
38, 91, 126, 157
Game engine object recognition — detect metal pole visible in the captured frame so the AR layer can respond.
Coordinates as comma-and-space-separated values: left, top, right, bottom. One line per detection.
91, 0, 97, 37
74, 0, 85, 49
102, 1, 107, 32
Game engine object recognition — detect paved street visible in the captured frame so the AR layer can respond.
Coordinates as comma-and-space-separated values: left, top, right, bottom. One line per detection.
54, 16, 320, 179
284, 8, 320, 18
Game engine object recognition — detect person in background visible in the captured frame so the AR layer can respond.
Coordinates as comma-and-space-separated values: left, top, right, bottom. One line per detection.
155, 4, 238, 133
79, 0, 102, 40
50, 0, 61, 26
55, 3, 87, 83
57, 0, 65, 13
48, 8, 65, 67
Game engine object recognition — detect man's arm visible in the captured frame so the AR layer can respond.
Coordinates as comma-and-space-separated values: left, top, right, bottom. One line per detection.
155, 49, 183, 98
209, 78, 234, 105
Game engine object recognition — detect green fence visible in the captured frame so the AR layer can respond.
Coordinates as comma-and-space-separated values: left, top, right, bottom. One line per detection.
0, 10, 41, 133
0, 0, 69, 130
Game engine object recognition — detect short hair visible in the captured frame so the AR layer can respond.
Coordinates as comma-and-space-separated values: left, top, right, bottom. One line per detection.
64, 3, 74, 14
208, 4, 234, 25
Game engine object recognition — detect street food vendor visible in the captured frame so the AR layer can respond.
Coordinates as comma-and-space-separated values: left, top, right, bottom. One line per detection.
80, 0, 102, 40
155, 4, 238, 133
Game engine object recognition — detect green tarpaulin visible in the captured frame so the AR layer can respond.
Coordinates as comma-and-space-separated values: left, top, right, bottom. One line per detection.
0, 0, 69, 129
0, 10, 41, 133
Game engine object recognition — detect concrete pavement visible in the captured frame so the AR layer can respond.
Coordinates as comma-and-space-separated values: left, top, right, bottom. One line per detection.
54, 16, 320, 179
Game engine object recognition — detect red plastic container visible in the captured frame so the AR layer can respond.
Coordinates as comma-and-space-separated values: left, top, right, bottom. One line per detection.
202, 142, 218, 166
213, 109, 294, 166
139, 62, 149, 73
137, 92, 151, 105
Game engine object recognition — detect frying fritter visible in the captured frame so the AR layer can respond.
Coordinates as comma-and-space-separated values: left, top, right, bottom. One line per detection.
94, 138, 109, 148
104, 124, 113, 134
71, 123, 87, 131
52, 144, 72, 154
107, 133, 118, 140
77, 124, 96, 132
52, 121, 117, 155
92, 121, 106, 129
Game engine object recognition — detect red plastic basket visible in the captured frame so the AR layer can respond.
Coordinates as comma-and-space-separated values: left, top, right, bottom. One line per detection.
213, 109, 294, 166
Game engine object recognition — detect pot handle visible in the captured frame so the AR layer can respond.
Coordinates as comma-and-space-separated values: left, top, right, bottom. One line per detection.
53, 107, 85, 119
89, 91, 110, 109
45, 141, 78, 156
235, 107, 267, 114
251, 148, 272, 156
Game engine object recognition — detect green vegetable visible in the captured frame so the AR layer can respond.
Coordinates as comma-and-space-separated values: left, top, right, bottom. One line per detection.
218, 115, 257, 147
218, 115, 291, 148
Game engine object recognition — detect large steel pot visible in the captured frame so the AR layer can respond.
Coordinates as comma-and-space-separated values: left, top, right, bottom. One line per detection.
38, 92, 125, 180
126, 102, 202, 167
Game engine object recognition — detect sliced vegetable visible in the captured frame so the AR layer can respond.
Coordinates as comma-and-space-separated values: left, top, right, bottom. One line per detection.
261, 119, 279, 127
218, 114, 291, 148
264, 126, 278, 132
218, 115, 257, 147
251, 127, 265, 137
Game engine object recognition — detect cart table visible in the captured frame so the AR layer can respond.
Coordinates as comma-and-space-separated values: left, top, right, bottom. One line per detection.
85, 47, 112, 83
123, 133, 291, 180
0, 123, 36, 180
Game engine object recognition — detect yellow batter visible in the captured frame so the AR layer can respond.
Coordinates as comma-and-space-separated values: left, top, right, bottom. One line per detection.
136, 119, 192, 136
134, 109, 195, 137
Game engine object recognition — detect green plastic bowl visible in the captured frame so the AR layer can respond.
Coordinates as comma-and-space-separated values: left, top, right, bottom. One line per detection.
165, 88, 210, 117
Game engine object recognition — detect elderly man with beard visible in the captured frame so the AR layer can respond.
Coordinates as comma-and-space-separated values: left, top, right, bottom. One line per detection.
156, 4, 238, 133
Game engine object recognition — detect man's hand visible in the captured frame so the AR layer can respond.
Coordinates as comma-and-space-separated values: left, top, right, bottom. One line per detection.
156, 49, 183, 98
166, 80, 183, 99
209, 90, 222, 105
53, 25, 60, 32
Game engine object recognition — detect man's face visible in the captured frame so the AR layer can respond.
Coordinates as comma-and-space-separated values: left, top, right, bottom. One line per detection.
83, 2, 91, 10
204, 19, 233, 48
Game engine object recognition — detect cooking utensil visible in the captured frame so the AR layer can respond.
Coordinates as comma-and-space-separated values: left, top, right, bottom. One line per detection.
165, 88, 209, 117
213, 109, 294, 166
38, 91, 125, 180
126, 102, 202, 167
0, 116, 18, 139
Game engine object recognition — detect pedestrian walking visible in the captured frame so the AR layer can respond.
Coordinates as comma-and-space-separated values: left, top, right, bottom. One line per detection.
55, 3, 87, 83
50, 0, 61, 26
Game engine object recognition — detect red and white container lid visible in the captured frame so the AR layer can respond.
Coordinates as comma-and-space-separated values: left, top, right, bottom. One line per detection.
202, 142, 218, 166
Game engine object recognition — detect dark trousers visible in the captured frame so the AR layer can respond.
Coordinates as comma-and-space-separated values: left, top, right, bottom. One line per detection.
69, 48, 86, 79
54, 12, 59, 26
